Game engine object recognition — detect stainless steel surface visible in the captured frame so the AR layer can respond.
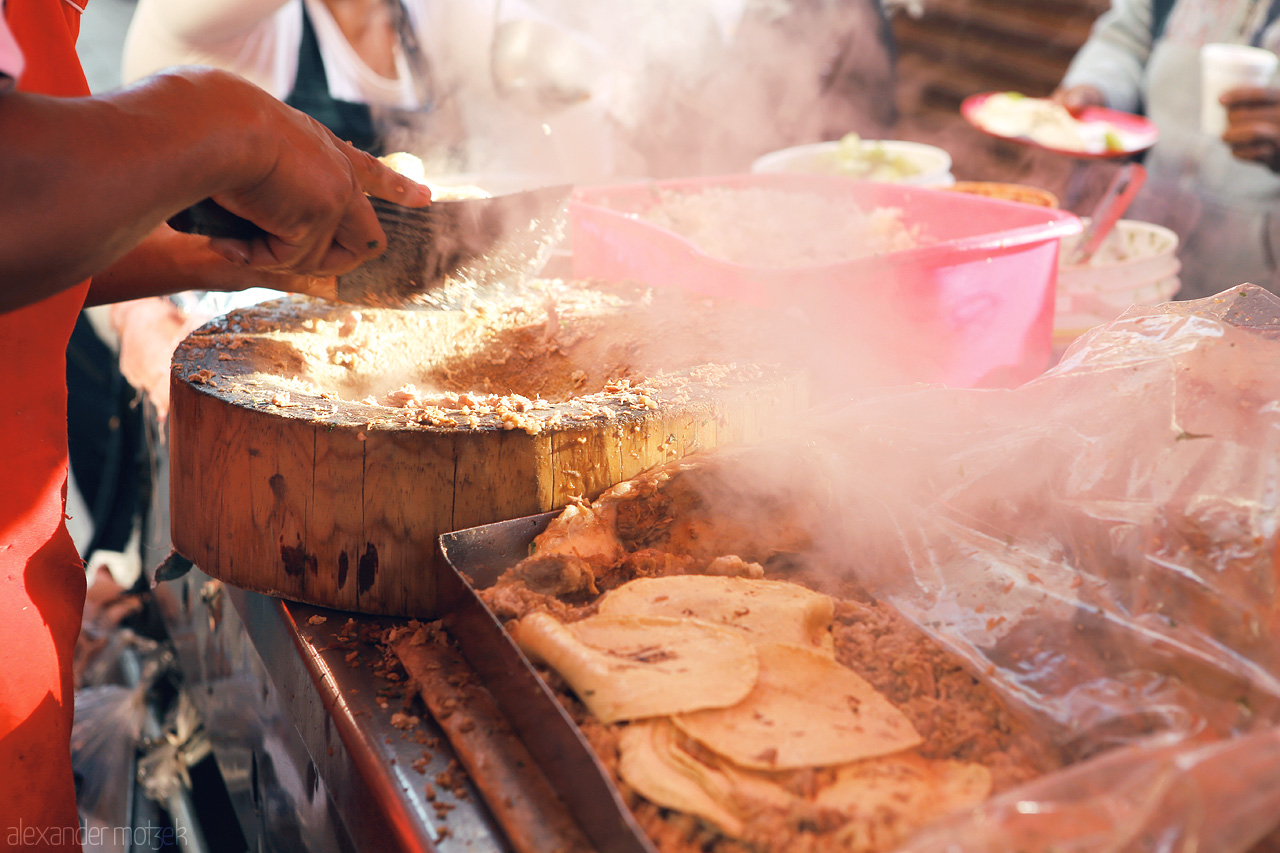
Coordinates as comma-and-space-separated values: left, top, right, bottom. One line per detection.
439, 513, 659, 853
150, 563, 510, 852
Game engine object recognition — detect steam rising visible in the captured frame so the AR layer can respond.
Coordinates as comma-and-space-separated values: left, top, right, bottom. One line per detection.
597, 287, 1280, 845
388, 0, 896, 182
364, 2, 1280, 844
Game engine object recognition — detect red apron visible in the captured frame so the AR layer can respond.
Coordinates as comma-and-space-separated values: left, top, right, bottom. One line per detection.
0, 1, 92, 848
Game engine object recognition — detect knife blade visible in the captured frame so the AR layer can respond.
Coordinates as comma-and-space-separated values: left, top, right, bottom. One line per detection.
168, 185, 572, 308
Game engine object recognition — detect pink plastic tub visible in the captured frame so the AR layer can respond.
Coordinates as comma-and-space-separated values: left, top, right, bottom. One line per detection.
570, 173, 1081, 389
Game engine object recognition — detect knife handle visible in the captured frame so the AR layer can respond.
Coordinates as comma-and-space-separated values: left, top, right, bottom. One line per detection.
168, 198, 268, 240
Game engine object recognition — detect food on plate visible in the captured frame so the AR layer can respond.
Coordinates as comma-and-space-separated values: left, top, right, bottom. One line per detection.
670, 642, 924, 770
598, 575, 836, 654
638, 187, 927, 267
969, 91, 1127, 154
510, 611, 759, 724
477, 449, 1060, 852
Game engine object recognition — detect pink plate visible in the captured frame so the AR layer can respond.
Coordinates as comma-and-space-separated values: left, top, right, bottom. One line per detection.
961, 92, 1159, 159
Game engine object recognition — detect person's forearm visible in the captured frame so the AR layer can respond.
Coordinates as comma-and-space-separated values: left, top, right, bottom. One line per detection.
1061, 0, 1152, 114
0, 68, 275, 311
88, 226, 339, 306
86, 229, 210, 306
86, 226, 257, 305
86, 224, 340, 304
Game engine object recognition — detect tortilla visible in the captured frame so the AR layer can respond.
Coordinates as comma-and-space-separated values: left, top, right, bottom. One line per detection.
815, 752, 991, 818
620, 719, 991, 846
671, 643, 922, 769
618, 720, 760, 838
597, 575, 835, 654
510, 612, 758, 724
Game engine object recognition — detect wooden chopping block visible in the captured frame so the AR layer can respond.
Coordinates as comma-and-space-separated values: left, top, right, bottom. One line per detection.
169, 284, 806, 617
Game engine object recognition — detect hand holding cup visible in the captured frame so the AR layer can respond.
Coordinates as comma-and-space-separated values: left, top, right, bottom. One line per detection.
1222, 86, 1280, 172
1202, 43, 1279, 136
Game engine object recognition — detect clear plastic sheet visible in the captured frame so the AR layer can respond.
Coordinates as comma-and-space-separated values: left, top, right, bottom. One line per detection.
782, 285, 1280, 850
72, 684, 146, 853
71, 632, 165, 853
136, 691, 211, 805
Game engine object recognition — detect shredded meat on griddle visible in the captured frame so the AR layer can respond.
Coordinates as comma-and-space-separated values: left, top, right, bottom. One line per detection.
498, 553, 599, 600
479, 453, 1061, 853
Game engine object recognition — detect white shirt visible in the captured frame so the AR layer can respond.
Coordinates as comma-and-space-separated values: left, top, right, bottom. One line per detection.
119, 0, 628, 179
122, 0, 424, 109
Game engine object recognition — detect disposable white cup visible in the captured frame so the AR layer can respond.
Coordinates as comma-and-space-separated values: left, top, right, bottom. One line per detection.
1201, 43, 1279, 136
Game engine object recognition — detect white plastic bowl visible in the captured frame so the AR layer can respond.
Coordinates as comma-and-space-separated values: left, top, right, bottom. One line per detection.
1055, 218, 1181, 347
750, 139, 955, 187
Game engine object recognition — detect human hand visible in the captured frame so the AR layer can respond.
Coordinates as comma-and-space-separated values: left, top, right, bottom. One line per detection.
1221, 86, 1280, 172
177, 68, 432, 276
1051, 84, 1106, 117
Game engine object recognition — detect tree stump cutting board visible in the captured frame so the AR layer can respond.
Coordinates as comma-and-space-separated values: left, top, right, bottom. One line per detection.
169, 282, 807, 616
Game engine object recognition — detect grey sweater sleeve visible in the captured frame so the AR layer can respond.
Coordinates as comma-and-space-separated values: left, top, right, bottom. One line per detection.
1060, 0, 1154, 114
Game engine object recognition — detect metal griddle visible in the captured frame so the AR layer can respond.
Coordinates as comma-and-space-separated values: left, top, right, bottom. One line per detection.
438, 513, 658, 853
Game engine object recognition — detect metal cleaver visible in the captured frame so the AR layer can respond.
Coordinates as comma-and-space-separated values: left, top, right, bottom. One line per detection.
168, 185, 572, 308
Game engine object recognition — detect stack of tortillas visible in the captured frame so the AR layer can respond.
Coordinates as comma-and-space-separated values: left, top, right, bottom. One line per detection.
510, 575, 992, 847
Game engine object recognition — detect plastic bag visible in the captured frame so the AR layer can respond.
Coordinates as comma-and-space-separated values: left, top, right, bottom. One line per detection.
136, 691, 211, 805
71, 684, 147, 853
71, 633, 172, 853
723, 285, 1280, 850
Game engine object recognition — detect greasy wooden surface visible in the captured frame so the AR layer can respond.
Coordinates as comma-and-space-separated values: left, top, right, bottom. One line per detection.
169, 297, 806, 617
